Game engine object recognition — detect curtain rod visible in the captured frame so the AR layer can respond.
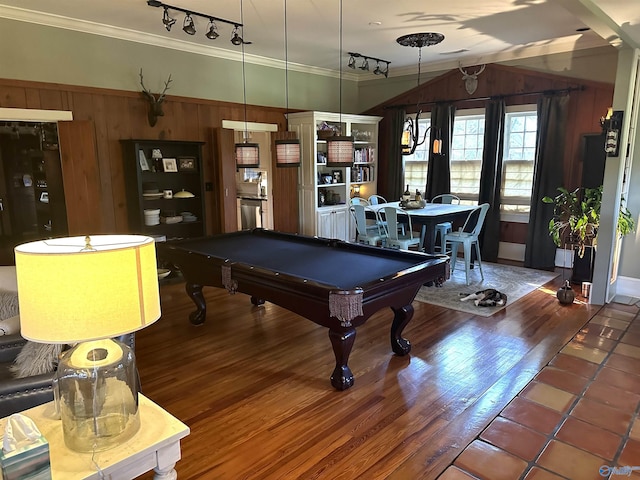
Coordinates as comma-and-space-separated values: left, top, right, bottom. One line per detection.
384, 85, 585, 110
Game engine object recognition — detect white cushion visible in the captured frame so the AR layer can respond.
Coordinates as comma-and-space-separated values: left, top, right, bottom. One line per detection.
0, 314, 19, 336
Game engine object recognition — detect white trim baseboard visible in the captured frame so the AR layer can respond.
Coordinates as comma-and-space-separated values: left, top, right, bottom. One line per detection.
614, 276, 640, 299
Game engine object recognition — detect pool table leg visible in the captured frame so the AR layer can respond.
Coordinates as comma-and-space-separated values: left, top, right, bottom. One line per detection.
185, 283, 207, 325
390, 304, 413, 356
329, 328, 356, 390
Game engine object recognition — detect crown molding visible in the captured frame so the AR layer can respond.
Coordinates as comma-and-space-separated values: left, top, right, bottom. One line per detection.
0, 5, 360, 81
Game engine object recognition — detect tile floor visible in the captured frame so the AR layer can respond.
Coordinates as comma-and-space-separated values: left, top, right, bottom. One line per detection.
438, 300, 640, 480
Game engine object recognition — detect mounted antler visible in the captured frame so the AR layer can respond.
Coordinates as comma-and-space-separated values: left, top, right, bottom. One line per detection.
139, 68, 173, 127
458, 64, 486, 95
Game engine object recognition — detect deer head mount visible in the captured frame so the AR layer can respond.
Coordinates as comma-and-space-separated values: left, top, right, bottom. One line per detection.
459, 64, 486, 95
139, 68, 173, 127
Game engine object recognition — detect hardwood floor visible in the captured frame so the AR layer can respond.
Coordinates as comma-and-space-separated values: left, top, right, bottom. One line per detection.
136, 273, 599, 479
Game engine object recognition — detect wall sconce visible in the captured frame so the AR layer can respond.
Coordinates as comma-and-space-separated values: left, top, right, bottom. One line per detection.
601, 108, 624, 157
347, 52, 390, 78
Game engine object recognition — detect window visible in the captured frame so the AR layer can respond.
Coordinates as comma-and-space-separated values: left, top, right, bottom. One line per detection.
402, 105, 538, 218
450, 110, 485, 204
501, 106, 537, 214
403, 118, 431, 196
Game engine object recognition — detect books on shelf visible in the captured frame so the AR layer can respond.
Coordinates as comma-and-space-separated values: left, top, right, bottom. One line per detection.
354, 147, 375, 164
351, 165, 374, 183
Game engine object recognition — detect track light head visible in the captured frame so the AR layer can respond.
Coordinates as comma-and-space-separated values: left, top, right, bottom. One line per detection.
359, 58, 369, 71
231, 26, 243, 45
162, 7, 176, 31
205, 20, 219, 39
347, 56, 356, 69
183, 13, 196, 35
383, 63, 389, 78
373, 61, 382, 75
230, 25, 251, 45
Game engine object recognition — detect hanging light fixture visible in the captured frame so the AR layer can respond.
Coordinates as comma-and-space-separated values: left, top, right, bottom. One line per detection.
326, 0, 354, 168
275, 0, 300, 167
235, 0, 260, 168
396, 32, 445, 156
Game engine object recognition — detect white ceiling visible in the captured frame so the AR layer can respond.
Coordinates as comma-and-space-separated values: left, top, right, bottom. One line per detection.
0, 0, 638, 78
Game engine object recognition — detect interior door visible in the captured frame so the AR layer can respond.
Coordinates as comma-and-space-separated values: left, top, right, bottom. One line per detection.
211, 128, 238, 233
57, 120, 103, 235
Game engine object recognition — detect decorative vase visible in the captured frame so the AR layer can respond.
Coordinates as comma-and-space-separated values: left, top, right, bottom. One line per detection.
556, 280, 575, 305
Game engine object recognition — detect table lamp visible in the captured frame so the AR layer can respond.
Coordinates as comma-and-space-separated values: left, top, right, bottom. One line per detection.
14, 235, 161, 453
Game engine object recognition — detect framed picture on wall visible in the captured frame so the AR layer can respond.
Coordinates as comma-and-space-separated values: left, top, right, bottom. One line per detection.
162, 158, 178, 172
332, 170, 343, 183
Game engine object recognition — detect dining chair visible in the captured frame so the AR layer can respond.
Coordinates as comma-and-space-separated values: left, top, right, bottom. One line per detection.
349, 197, 370, 206
443, 203, 490, 285
350, 204, 386, 246
381, 206, 421, 251
430, 194, 461, 253
367, 194, 387, 205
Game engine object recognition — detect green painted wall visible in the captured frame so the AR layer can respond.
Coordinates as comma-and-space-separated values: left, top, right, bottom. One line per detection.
0, 17, 359, 113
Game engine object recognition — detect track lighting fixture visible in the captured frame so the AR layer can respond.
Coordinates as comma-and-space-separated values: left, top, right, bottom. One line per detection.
182, 13, 196, 35
147, 1, 247, 45
162, 7, 176, 31
347, 52, 390, 78
205, 20, 219, 40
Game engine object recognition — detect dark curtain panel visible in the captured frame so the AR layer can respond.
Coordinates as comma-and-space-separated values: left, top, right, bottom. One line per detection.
524, 95, 569, 270
378, 108, 405, 202
478, 100, 506, 262
425, 104, 455, 201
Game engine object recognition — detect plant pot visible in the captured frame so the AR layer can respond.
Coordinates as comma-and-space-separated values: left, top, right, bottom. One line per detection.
571, 246, 595, 284
557, 280, 575, 305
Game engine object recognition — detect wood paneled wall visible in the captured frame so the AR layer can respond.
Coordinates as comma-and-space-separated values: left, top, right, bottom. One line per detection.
365, 64, 615, 246
0, 78, 295, 237
0, 64, 614, 248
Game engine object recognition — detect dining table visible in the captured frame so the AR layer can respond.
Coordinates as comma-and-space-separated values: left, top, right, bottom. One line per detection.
366, 201, 478, 254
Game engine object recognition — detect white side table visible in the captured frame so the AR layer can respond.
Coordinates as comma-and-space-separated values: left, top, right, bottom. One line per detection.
0, 394, 189, 480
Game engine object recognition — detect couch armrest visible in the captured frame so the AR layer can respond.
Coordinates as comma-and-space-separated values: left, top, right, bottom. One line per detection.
0, 334, 27, 363
0, 372, 54, 418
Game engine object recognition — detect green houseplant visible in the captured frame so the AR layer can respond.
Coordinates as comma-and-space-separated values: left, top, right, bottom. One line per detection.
542, 185, 635, 258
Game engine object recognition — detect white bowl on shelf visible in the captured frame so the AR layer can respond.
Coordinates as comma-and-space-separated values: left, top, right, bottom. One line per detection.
157, 268, 171, 280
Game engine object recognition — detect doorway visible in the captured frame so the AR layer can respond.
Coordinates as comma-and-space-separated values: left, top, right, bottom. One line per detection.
0, 122, 68, 263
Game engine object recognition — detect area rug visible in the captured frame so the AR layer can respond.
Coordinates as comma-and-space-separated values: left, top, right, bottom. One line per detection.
414, 262, 559, 317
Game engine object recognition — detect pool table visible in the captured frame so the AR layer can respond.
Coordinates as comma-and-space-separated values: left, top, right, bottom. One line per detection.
158, 229, 449, 390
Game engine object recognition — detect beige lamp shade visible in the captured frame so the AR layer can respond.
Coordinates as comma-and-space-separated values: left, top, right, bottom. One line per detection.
235, 142, 260, 168
275, 139, 301, 167
326, 135, 354, 167
15, 235, 161, 343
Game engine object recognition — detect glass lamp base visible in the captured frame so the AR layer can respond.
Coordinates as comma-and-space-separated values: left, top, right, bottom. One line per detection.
56, 338, 140, 452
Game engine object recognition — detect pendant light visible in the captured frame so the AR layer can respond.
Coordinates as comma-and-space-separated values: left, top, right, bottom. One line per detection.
397, 32, 444, 156
326, 0, 354, 167
235, 0, 260, 168
275, 0, 301, 167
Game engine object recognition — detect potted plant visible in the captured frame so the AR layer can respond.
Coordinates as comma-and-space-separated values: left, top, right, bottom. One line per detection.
543, 185, 635, 281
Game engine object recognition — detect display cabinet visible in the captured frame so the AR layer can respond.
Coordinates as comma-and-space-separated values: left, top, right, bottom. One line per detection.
121, 140, 205, 241
286, 111, 381, 242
